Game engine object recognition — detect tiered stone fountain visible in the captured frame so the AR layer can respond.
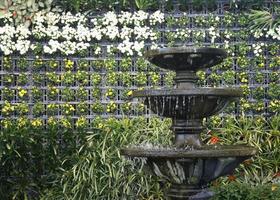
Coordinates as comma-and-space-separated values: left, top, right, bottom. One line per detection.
121, 47, 256, 200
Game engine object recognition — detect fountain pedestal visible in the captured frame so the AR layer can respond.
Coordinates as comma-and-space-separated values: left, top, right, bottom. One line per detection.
172, 119, 203, 148
121, 47, 257, 200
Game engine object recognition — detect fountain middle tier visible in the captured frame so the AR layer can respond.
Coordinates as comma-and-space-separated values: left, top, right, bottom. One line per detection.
134, 87, 242, 147
134, 87, 243, 119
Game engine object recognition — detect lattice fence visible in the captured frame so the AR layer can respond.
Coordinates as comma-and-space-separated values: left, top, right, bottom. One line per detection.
0, 0, 279, 127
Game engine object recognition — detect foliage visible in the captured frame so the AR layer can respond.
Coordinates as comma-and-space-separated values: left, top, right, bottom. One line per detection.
52, 0, 158, 12
0, 0, 271, 19
212, 182, 280, 200
212, 183, 280, 200
0, 114, 280, 199
0, 0, 54, 26
0, 117, 81, 200
40, 117, 172, 199
231, 0, 265, 10
247, 4, 280, 39
206, 115, 280, 185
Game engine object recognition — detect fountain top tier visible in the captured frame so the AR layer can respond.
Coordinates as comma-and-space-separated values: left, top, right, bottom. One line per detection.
146, 47, 227, 88
145, 47, 227, 72
136, 47, 240, 147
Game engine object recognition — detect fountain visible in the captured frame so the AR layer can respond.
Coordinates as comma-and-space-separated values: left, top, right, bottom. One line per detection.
121, 47, 256, 200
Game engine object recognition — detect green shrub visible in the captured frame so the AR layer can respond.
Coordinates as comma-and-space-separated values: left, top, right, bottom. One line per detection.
40, 117, 172, 200
0, 118, 84, 200
212, 183, 280, 200
1, 116, 280, 199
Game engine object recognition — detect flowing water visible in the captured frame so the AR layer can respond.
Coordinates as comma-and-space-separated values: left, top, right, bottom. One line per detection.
144, 94, 228, 119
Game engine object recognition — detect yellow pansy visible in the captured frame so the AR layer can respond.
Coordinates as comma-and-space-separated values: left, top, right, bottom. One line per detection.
76, 116, 87, 128
18, 87, 28, 98
31, 118, 43, 128
17, 117, 28, 128
60, 117, 72, 129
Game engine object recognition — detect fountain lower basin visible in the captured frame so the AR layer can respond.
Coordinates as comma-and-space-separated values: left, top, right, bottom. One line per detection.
121, 145, 256, 200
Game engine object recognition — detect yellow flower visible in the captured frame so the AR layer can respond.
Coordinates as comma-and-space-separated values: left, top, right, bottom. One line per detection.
272, 184, 278, 191
18, 87, 28, 98
49, 86, 59, 95
18, 117, 28, 128
106, 101, 117, 113
127, 90, 133, 96
31, 119, 43, 128
64, 59, 74, 70
60, 117, 72, 129
47, 117, 57, 127
1, 119, 12, 129
97, 123, 104, 129
76, 116, 87, 128
1, 101, 15, 115
6, 77, 12, 83
63, 103, 75, 114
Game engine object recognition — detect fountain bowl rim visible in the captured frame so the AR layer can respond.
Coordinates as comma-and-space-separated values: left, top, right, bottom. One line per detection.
144, 47, 227, 59
121, 145, 257, 158
133, 88, 243, 97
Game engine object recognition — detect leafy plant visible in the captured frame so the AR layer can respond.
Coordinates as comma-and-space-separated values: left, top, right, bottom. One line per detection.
62, 88, 75, 101
212, 182, 280, 200
91, 102, 103, 113
41, 117, 172, 199
0, 0, 53, 26
120, 57, 132, 72
248, 8, 280, 37
192, 0, 216, 11
135, 0, 156, 10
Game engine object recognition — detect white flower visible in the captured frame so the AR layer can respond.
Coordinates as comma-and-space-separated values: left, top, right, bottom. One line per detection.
208, 26, 219, 43
150, 10, 164, 25
103, 11, 118, 26
119, 11, 133, 25
15, 40, 30, 54
94, 46, 102, 55
44, 39, 60, 54
0, 10, 165, 56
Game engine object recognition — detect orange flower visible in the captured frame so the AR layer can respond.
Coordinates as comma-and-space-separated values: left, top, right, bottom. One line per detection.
212, 180, 220, 187
243, 159, 252, 166
12, 11, 17, 17
228, 175, 236, 182
273, 172, 280, 178
210, 136, 219, 144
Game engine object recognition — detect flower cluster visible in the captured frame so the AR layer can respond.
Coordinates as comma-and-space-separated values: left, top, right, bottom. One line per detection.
252, 42, 266, 57
0, 10, 165, 56
253, 25, 280, 40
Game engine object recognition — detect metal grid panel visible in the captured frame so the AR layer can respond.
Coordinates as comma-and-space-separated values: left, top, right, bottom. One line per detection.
0, 0, 279, 126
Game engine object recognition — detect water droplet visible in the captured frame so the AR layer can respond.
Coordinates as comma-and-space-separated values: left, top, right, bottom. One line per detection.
161, 96, 165, 116
175, 96, 179, 110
